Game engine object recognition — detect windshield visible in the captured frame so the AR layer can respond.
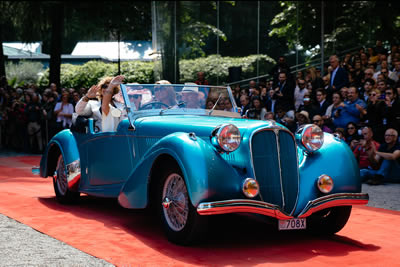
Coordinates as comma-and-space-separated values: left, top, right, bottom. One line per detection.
120, 84, 237, 113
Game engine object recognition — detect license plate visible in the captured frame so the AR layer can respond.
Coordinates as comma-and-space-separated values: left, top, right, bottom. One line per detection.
278, 218, 306, 230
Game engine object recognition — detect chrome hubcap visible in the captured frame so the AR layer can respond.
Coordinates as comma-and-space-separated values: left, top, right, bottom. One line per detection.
162, 173, 189, 232
56, 156, 68, 195
162, 197, 172, 209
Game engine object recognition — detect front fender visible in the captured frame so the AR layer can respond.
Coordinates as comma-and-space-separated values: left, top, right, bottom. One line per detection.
293, 133, 361, 216
118, 132, 242, 209
40, 129, 80, 178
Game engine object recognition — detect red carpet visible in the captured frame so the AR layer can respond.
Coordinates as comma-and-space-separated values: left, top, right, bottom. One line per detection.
0, 156, 399, 266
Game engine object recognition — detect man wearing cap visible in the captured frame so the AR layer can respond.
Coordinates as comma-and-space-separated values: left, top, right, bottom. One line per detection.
295, 110, 310, 131
182, 83, 201, 109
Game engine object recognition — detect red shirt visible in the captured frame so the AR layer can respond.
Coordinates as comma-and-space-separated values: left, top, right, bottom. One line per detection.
353, 140, 380, 169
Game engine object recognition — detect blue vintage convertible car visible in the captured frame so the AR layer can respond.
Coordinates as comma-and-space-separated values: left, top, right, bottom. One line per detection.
38, 83, 368, 245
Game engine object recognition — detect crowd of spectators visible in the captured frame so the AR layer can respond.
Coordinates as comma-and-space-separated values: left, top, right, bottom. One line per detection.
232, 40, 400, 184
0, 40, 399, 184
0, 82, 88, 153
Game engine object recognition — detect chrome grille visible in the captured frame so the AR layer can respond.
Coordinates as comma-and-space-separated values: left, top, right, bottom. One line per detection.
250, 129, 299, 214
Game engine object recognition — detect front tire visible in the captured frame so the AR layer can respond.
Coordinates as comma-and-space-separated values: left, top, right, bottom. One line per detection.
158, 165, 207, 245
307, 206, 352, 235
53, 154, 80, 204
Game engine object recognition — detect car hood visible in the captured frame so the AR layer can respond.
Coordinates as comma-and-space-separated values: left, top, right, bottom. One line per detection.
133, 114, 286, 139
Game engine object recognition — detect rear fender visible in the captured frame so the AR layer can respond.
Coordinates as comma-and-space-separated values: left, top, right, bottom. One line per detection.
118, 132, 241, 209
40, 130, 81, 191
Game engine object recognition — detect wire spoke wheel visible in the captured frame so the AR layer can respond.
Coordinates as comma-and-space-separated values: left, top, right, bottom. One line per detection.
162, 173, 189, 232
53, 153, 80, 204
55, 155, 68, 196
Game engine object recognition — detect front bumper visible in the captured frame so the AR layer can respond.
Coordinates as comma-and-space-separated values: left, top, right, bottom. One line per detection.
196, 193, 369, 219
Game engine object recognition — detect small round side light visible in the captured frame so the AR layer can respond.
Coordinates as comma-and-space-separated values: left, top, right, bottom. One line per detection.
317, 174, 334, 194
242, 178, 259, 198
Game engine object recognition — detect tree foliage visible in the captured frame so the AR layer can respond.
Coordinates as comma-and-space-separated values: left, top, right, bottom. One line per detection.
269, 1, 400, 57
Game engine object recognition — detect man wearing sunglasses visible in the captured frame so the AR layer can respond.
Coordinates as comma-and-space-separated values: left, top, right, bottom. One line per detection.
361, 128, 400, 185
128, 92, 142, 110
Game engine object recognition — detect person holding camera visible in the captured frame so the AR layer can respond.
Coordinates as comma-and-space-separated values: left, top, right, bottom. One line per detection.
54, 91, 74, 132
361, 128, 400, 185
325, 92, 345, 130
353, 126, 380, 170
25, 93, 43, 153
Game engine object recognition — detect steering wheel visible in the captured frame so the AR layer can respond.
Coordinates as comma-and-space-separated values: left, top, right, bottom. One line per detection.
139, 101, 170, 110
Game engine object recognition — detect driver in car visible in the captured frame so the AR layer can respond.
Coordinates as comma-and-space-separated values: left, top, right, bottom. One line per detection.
153, 80, 177, 108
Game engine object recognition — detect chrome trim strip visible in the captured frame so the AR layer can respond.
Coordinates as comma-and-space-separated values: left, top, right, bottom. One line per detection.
197, 193, 369, 219
297, 193, 369, 218
197, 199, 293, 220
274, 129, 286, 210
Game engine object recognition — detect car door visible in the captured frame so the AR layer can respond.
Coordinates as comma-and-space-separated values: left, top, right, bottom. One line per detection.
86, 128, 134, 186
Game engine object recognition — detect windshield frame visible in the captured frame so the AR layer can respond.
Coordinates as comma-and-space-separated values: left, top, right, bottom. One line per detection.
120, 84, 239, 127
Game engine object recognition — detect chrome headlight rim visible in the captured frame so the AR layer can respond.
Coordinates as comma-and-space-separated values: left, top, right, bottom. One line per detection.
296, 124, 324, 153
211, 124, 241, 153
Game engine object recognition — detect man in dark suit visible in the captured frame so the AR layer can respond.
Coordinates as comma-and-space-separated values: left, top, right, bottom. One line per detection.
273, 71, 295, 112
315, 88, 330, 115
328, 55, 349, 102
382, 87, 400, 134
269, 56, 291, 85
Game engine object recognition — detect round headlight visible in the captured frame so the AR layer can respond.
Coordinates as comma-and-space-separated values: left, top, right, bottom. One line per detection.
296, 124, 324, 152
317, 174, 334, 193
212, 124, 241, 152
242, 178, 259, 198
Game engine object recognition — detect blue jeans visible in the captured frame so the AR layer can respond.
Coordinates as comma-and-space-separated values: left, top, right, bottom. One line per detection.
360, 160, 400, 182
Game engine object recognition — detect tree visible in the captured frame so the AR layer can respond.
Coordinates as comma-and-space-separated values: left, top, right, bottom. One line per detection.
269, 1, 400, 60
0, 1, 20, 81
153, 1, 230, 83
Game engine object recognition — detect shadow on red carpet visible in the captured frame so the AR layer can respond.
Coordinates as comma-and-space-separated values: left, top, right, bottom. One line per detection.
0, 156, 397, 266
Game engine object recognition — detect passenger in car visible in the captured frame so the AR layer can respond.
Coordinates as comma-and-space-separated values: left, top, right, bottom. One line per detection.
181, 83, 201, 109
128, 91, 143, 110
75, 75, 125, 132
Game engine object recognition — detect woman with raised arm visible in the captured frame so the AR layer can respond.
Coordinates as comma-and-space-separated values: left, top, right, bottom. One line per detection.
75, 75, 125, 132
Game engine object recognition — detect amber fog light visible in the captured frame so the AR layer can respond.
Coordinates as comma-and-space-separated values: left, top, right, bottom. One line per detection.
317, 174, 334, 193
242, 178, 259, 198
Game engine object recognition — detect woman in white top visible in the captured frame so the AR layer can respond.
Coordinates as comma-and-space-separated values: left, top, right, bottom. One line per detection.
75, 75, 125, 132
54, 92, 74, 129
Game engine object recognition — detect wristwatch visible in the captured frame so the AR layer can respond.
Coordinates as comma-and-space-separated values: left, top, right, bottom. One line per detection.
82, 95, 89, 102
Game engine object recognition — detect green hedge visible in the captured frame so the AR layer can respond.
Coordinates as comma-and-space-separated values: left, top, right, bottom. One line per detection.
180, 54, 275, 84
6, 61, 44, 88
36, 54, 275, 88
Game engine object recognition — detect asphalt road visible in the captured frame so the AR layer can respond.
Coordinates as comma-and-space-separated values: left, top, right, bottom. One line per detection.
0, 149, 399, 266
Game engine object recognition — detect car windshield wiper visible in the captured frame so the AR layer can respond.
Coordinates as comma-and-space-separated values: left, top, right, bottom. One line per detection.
208, 93, 223, 116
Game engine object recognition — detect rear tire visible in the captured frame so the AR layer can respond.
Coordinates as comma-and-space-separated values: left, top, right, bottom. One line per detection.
307, 206, 352, 235
53, 154, 80, 204
158, 164, 207, 245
